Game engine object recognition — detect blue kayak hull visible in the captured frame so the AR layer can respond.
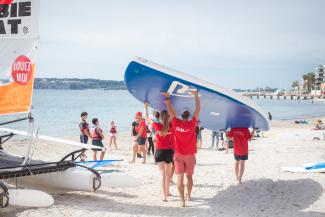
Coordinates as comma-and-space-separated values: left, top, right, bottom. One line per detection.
124, 57, 270, 131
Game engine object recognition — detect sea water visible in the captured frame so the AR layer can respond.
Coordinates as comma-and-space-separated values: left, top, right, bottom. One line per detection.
2, 90, 325, 137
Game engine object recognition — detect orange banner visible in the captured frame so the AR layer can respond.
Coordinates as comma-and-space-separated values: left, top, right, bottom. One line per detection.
0, 65, 34, 115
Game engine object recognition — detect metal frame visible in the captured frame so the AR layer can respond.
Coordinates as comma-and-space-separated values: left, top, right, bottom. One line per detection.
0, 115, 102, 192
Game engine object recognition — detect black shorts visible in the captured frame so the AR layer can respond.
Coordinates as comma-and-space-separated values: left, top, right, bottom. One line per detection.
92, 140, 104, 151
234, 153, 248, 161
137, 137, 147, 145
220, 133, 224, 141
155, 149, 174, 164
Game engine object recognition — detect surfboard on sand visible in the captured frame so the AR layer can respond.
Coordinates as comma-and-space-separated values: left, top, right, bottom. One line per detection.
124, 57, 270, 131
281, 162, 325, 173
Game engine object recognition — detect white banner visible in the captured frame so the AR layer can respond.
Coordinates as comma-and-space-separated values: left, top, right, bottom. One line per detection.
0, 0, 40, 39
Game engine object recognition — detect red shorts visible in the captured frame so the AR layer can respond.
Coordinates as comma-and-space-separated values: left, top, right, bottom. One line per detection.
174, 153, 196, 176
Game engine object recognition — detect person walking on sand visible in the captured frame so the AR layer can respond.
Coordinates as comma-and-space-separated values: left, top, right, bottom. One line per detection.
147, 123, 155, 156
109, 121, 118, 150
147, 110, 160, 156
196, 121, 204, 149
79, 112, 91, 161
163, 90, 200, 207
90, 118, 105, 161
145, 103, 174, 202
131, 120, 142, 159
226, 128, 255, 185
211, 131, 219, 149
130, 112, 147, 163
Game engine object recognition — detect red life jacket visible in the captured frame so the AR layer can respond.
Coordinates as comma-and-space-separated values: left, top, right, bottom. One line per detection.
110, 126, 117, 134
79, 120, 89, 134
91, 126, 102, 140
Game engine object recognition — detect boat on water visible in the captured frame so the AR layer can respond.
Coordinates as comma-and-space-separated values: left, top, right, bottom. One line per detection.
0, 0, 140, 208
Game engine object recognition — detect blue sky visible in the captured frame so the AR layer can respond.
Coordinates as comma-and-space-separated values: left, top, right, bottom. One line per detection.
37, 0, 325, 89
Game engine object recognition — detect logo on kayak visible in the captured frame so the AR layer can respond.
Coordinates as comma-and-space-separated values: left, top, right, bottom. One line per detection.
11, 55, 32, 85
167, 81, 198, 97
0, 1, 32, 35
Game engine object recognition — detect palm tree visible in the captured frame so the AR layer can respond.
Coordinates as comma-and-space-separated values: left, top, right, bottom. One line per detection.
291, 81, 299, 88
302, 72, 315, 93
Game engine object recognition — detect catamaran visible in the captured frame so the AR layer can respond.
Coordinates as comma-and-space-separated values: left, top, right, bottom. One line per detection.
0, 0, 140, 208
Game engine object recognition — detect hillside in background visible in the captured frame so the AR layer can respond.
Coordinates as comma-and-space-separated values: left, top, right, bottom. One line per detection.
34, 78, 126, 90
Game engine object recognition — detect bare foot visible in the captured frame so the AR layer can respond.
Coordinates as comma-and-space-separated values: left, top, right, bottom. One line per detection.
163, 198, 168, 202
142, 161, 146, 164
128, 160, 135, 163
235, 180, 241, 185
180, 199, 185, 207
167, 193, 172, 196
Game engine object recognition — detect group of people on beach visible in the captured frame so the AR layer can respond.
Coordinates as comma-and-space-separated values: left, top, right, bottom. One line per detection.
78, 112, 118, 161
130, 91, 255, 207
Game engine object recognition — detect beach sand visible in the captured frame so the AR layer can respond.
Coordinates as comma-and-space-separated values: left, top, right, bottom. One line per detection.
1, 117, 325, 217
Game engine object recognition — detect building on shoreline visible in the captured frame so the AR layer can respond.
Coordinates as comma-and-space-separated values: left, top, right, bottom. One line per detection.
315, 64, 325, 92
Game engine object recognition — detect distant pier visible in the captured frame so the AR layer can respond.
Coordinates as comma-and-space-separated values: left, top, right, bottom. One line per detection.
243, 93, 325, 100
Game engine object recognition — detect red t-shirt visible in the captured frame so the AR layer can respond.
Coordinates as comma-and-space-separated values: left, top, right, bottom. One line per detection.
152, 122, 173, 150
171, 117, 197, 155
227, 128, 252, 156
136, 119, 147, 138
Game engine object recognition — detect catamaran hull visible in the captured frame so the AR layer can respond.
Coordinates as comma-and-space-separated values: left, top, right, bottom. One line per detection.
15, 168, 141, 192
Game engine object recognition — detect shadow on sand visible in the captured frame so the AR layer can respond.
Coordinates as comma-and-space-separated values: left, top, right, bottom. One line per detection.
2, 178, 324, 217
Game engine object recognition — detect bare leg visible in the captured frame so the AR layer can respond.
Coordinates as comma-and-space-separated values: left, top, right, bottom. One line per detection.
141, 145, 147, 163
113, 136, 117, 150
93, 151, 97, 161
131, 144, 138, 163
177, 174, 185, 207
211, 135, 215, 148
238, 160, 245, 184
171, 164, 175, 184
80, 150, 87, 161
109, 137, 113, 150
100, 151, 105, 160
186, 175, 193, 201
158, 162, 167, 201
138, 147, 141, 157
165, 163, 173, 197
235, 160, 239, 183
199, 139, 202, 149
225, 142, 229, 154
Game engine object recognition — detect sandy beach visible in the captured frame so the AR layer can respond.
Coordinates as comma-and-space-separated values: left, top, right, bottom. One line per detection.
1, 117, 325, 217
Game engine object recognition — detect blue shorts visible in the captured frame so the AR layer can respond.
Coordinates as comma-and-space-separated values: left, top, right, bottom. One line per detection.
137, 137, 147, 145
80, 134, 88, 144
